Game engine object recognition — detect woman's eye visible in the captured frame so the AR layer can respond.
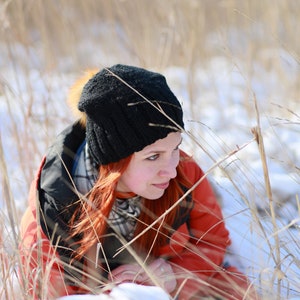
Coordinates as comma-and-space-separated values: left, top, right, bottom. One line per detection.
146, 154, 159, 161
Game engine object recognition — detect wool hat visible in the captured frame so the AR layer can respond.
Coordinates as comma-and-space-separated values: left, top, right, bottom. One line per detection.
78, 64, 184, 166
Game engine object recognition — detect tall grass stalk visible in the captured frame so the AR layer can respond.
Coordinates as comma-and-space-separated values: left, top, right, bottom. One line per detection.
252, 96, 282, 300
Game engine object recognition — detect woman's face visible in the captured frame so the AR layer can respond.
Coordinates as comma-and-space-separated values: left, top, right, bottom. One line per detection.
117, 132, 182, 200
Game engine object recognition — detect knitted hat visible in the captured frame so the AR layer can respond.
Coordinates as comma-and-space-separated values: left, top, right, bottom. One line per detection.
78, 64, 184, 166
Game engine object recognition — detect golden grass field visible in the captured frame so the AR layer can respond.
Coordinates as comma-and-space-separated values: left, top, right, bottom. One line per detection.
1, 0, 299, 299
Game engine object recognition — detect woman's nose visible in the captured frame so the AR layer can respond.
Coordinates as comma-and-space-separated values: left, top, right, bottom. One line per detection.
158, 157, 178, 178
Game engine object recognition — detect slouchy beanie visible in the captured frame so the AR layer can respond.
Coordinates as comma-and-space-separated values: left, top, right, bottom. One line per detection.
78, 64, 184, 166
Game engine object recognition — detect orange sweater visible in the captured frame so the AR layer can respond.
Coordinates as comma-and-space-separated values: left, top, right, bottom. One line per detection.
19, 124, 256, 299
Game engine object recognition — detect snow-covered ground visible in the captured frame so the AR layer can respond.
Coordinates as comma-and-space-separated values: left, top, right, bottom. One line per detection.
58, 283, 170, 300
1, 45, 299, 299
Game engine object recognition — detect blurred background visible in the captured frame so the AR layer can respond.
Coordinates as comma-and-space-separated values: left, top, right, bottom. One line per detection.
2, 0, 300, 70
1, 0, 299, 208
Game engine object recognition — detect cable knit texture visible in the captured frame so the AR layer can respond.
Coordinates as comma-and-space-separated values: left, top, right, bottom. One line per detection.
78, 64, 184, 166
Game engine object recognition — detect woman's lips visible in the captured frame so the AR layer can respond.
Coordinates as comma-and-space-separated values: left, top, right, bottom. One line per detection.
153, 182, 170, 189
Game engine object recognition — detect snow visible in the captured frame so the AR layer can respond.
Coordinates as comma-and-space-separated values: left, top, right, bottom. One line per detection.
58, 283, 170, 300
1, 41, 300, 300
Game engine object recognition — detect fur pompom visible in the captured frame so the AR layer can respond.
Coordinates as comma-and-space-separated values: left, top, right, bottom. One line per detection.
67, 69, 98, 126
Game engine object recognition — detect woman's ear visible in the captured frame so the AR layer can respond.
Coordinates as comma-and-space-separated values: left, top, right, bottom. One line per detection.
67, 69, 98, 126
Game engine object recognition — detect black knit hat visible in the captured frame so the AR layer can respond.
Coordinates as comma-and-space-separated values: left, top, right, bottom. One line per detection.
78, 64, 184, 166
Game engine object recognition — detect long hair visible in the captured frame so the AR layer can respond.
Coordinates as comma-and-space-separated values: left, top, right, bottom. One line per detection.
70, 152, 192, 259
70, 155, 132, 259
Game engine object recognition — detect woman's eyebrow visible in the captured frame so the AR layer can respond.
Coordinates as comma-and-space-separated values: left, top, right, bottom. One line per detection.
144, 138, 183, 155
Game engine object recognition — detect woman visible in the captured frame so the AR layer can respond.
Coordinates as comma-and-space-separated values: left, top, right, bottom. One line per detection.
20, 65, 258, 299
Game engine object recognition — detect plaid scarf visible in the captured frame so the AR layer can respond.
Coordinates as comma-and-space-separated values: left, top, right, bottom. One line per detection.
73, 142, 141, 241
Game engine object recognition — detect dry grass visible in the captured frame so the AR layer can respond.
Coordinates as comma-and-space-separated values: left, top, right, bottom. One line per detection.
1, 0, 299, 299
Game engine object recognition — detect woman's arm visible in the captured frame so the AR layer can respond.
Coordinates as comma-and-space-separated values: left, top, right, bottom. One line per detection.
170, 158, 230, 271
167, 158, 231, 298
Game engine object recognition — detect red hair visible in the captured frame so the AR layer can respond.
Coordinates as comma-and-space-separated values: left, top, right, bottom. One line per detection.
133, 161, 192, 256
70, 152, 192, 259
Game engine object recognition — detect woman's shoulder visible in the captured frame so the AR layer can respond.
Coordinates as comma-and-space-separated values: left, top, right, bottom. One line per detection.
39, 121, 86, 204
